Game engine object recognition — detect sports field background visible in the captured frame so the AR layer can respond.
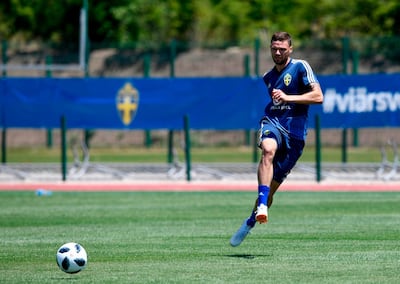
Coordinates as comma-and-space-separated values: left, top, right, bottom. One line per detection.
1, 190, 399, 283
1, 132, 399, 283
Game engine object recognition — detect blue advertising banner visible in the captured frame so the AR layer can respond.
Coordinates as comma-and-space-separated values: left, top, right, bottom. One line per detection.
310, 74, 400, 128
0, 77, 267, 129
0, 74, 399, 129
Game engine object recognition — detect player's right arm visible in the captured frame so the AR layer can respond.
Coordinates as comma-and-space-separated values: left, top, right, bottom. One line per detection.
272, 83, 323, 105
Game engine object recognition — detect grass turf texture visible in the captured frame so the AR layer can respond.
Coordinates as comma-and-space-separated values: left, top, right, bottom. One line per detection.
1, 191, 399, 283
6, 145, 388, 163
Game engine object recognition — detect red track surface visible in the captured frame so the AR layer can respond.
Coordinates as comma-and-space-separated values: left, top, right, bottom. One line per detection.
0, 180, 399, 192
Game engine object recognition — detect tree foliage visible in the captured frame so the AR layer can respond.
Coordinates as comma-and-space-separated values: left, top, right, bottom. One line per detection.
0, 0, 399, 46
111, 0, 196, 44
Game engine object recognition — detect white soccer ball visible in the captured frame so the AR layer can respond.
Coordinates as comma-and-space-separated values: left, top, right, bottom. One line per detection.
56, 242, 87, 274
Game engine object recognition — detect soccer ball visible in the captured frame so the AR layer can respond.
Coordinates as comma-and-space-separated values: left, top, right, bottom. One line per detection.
56, 242, 87, 274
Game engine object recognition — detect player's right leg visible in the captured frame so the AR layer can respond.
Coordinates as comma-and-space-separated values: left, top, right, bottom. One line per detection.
255, 138, 278, 224
230, 120, 281, 246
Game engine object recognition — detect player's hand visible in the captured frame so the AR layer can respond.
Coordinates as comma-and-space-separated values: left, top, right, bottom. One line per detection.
271, 88, 287, 104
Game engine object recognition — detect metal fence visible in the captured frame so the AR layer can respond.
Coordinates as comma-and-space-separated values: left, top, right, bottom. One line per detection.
2, 36, 400, 78
1, 37, 399, 183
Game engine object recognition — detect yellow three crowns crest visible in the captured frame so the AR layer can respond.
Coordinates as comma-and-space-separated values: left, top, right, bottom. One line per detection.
116, 83, 139, 126
284, 73, 292, 86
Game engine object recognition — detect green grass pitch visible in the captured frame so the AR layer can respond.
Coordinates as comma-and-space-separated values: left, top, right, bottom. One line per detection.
0, 190, 399, 283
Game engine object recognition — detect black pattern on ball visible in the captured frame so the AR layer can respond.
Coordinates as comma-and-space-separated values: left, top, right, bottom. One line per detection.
61, 257, 70, 270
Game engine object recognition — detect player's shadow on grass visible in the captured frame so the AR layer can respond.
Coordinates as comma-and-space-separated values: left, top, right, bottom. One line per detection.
51, 277, 80, 281
225, 253, 271, 259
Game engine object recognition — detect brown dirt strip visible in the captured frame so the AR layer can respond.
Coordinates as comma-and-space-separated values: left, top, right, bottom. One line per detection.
0, 181, 399, 192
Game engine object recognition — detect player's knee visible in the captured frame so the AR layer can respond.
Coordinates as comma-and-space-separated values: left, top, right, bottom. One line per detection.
261, 146, 275, 162
260, 139, 277, 159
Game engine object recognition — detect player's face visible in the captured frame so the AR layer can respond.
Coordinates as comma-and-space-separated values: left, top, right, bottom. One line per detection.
270, 40, 292, 66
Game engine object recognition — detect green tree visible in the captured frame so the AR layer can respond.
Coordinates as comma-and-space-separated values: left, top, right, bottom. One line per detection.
1, 0, 400, 46
193, 0, 253, 45
316, 0, 400, 38
111, 0, 195, 45
0, 0, 82, 42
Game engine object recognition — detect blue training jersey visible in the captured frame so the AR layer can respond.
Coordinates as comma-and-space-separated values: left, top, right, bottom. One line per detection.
262, 58, 319, 140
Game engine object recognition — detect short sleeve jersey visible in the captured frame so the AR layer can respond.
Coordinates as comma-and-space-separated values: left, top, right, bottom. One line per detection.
262, 58, 319, 140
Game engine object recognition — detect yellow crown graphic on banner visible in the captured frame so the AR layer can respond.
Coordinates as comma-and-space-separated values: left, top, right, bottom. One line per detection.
116, 82, 139, 126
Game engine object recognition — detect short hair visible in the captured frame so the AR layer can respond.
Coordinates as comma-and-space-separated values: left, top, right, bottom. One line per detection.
271, 32, 292, 46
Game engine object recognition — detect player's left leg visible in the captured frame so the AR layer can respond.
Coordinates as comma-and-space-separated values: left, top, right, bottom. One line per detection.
229, 179, 283, 247
268, 179, 281, 207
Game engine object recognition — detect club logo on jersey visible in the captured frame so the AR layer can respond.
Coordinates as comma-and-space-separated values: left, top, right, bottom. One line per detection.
116, 82, 139, 126
284, 73, 292, 86
273, 98, 283, 106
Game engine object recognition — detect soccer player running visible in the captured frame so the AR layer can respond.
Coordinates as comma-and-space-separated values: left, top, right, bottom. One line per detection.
230, 31, 324, 247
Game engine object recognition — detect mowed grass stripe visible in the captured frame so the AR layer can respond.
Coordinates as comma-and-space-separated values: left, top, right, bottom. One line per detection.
0, 191, 399, 283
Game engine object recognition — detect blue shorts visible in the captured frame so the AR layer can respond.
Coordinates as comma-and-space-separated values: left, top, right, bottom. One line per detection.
257, 119, 305, 183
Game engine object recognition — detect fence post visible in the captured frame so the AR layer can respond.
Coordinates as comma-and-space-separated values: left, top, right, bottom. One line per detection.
243, 54, 250, 76
1, 128, 6, 164
83, 0, 90, 77
351, 50, 360, 147
243, 54, 251, 146
315, 115, 322, 182
84, 129, 94, 149
45, 55, 52, 77
341, 128, 347, 163
46, 130, 53, 149
341, 37, 350, 160
144, 130, 152, 148
352, 50, 359, 75
352, 128, 359, 147
351, 50, 359, 147
244, 130, 251, 146
143, 53, 151, 77
0, 35, 8, 163
60, 116, 67, 181
45, 55, 53, 148
2, 40, 7, 77
167, 130, 174, 164
342, 37, 350, 75
183, 115, 191, 181
143, 54, 152, 148
254, 37, 260, 77
253, 130, 258, 163
170, 39, 176, 78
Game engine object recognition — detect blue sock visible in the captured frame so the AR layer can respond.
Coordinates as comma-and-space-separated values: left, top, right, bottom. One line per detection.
246, 185, 270, 227
246, 211, 257, 227
258, 185, 270, 207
